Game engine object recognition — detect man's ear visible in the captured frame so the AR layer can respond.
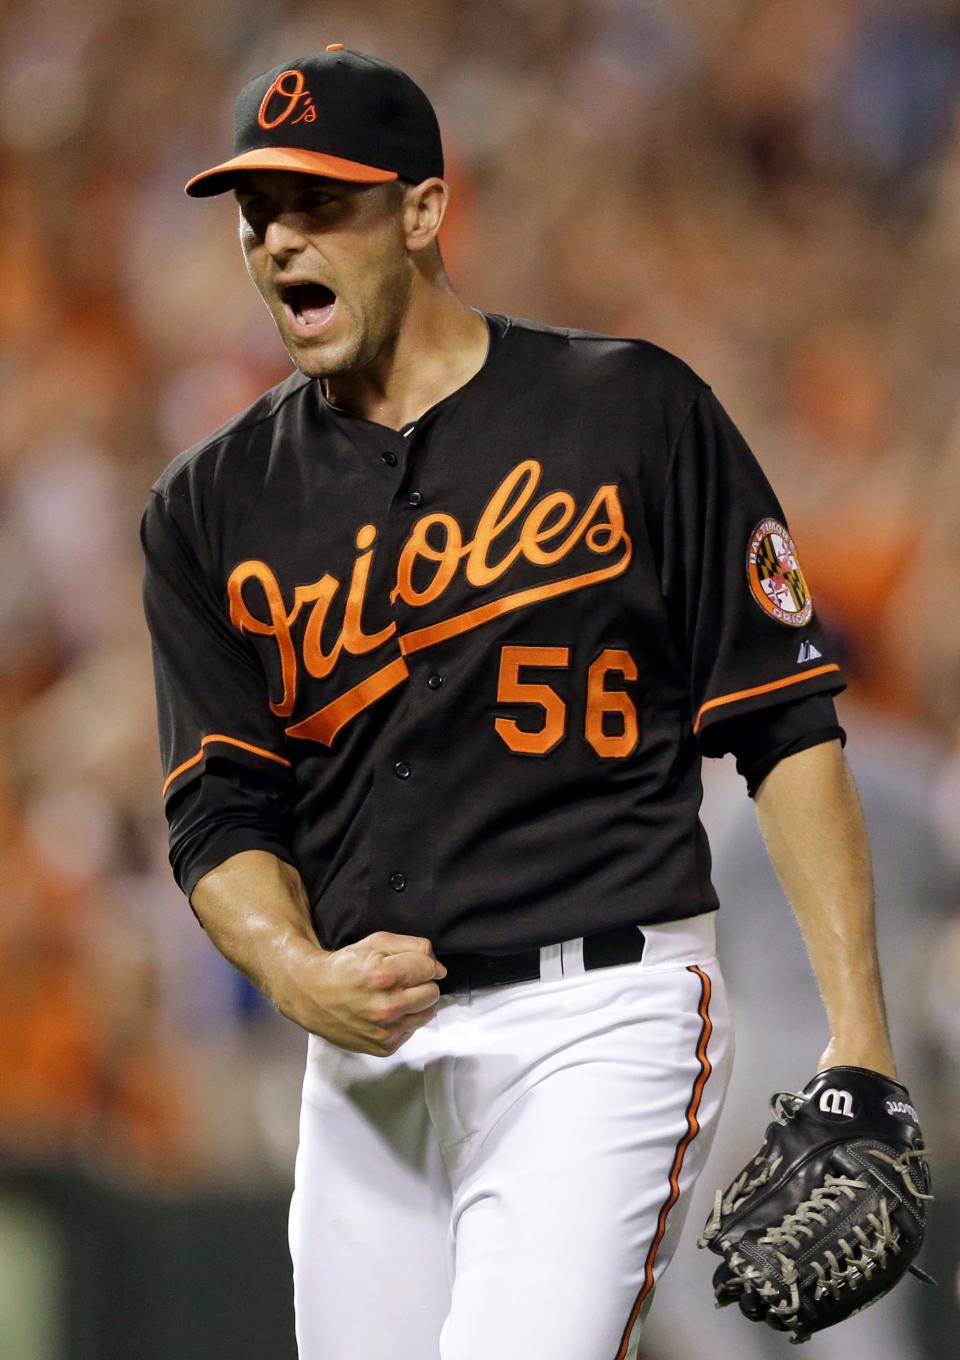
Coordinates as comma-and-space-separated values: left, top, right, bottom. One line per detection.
403, 178, 449, 253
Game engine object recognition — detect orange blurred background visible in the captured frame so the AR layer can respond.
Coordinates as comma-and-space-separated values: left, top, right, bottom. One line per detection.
2, 2, 959, 1357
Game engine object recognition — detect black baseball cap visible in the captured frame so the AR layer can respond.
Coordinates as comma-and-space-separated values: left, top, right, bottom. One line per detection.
185, 44, 444, 197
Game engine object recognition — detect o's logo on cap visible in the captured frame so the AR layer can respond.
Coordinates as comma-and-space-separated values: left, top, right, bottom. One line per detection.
746, 518, 813, 627
257, 69, 318, 130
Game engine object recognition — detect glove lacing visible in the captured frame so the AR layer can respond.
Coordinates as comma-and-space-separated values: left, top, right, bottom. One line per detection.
865, 1146, 934, 1203
718, 1158, 935, 1324
697, 1086, 802, 1247
759, 1175, 890, 1299
698, 1156, 783, 1247
698, 1085, 935, 1340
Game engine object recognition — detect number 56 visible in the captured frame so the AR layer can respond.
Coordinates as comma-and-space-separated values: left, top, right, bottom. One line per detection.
493, 645, 639, 758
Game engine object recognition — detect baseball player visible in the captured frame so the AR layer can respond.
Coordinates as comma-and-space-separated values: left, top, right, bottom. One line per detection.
141, 47, 903, 1360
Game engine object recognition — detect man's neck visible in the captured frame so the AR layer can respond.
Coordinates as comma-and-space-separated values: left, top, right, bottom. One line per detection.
322, 287, 491, 431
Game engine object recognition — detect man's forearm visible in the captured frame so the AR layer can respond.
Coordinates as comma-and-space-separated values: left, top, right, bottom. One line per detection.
753, 739, 895, 1077
191, 849, 327, 1019
188, 849, 446, 1054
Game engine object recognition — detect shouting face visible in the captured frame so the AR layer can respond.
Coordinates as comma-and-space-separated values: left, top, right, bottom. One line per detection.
236, 170, 417, 379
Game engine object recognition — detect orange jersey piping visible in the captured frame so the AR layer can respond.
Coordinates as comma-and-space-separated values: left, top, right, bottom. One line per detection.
692, 663, 841, 735
162, 734, 292, 798
615, 964, 713, 1360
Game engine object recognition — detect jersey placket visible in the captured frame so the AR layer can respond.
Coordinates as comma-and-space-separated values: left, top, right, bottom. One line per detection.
364, 418, 444, 935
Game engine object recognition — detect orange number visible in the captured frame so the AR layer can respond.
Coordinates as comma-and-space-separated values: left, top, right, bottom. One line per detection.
585, 648, 639, 757
494, 646, 570, 755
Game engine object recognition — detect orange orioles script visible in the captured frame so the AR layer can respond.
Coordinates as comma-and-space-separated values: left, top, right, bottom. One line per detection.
227, 459, 632, 744
257, 69, 318, 129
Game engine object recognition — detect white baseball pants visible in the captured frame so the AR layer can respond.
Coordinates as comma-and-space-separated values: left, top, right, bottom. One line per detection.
289, 913, 733, 1359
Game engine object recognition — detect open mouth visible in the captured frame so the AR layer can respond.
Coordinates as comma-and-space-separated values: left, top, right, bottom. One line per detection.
280, 282, 337, 330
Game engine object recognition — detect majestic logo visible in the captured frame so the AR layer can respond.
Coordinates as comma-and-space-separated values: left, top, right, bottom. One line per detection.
257, 70, 318, 130
747, 518, 813, 627
819, 1088, 855, 1119
886, 1100, 918, 1122
796, 639, 821, 663
227, 459, 632, 746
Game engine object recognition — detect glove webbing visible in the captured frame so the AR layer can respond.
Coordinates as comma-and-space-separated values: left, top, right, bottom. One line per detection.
716, 1150, 934, 1342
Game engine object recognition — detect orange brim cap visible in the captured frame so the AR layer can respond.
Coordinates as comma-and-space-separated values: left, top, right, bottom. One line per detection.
185, 146, 398, 197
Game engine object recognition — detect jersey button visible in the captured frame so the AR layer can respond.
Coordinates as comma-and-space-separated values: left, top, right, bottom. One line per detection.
426, 672, 443, 689
389, 872, 407, 892
393, 760, 412, 779
381, 450, 398, 467
407, 490, 423, 507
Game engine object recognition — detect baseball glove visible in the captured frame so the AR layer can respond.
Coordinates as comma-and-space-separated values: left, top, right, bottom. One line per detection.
697, 1066, 933, 1345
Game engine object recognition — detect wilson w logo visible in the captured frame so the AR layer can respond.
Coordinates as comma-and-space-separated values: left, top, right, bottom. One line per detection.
819, 1089, 855, 1119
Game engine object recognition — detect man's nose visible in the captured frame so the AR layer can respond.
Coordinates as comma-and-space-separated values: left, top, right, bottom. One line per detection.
263, 212, 311, 262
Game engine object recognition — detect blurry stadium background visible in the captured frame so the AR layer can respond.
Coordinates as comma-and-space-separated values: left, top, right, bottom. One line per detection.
2, 1, 959, 1356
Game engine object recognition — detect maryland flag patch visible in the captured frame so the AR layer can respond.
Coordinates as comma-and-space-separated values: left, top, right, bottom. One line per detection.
746, 518, 813, 627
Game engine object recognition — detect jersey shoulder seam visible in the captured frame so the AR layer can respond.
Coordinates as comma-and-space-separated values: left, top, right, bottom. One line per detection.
662, 383, 713, 492
654, 384, 713, 596
509, 314, 702, 358
503, 311, 704, 355
151, 371, 314, 502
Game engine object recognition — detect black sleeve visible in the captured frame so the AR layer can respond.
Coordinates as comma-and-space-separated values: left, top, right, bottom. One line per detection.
168, 759, 297, 902
704, 691, 847, 797
141, 487, 298, 895
662, 388, 846, 744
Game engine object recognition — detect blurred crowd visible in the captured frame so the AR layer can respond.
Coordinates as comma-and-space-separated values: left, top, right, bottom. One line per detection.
1, 0, 959, 1342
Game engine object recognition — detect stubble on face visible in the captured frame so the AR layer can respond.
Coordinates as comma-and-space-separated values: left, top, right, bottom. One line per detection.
236, 173, 413, 380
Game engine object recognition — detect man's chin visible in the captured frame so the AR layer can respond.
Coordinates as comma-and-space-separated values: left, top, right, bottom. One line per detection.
282, 332, 358, 380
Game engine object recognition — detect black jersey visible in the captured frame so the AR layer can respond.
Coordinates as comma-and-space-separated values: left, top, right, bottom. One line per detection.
141, 312, 845, 953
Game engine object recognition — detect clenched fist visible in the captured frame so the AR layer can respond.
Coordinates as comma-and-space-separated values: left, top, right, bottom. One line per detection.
279, 930, 448, 1056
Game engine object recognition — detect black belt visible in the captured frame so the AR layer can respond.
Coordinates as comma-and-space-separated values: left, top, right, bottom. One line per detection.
436, 923, 645, 996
